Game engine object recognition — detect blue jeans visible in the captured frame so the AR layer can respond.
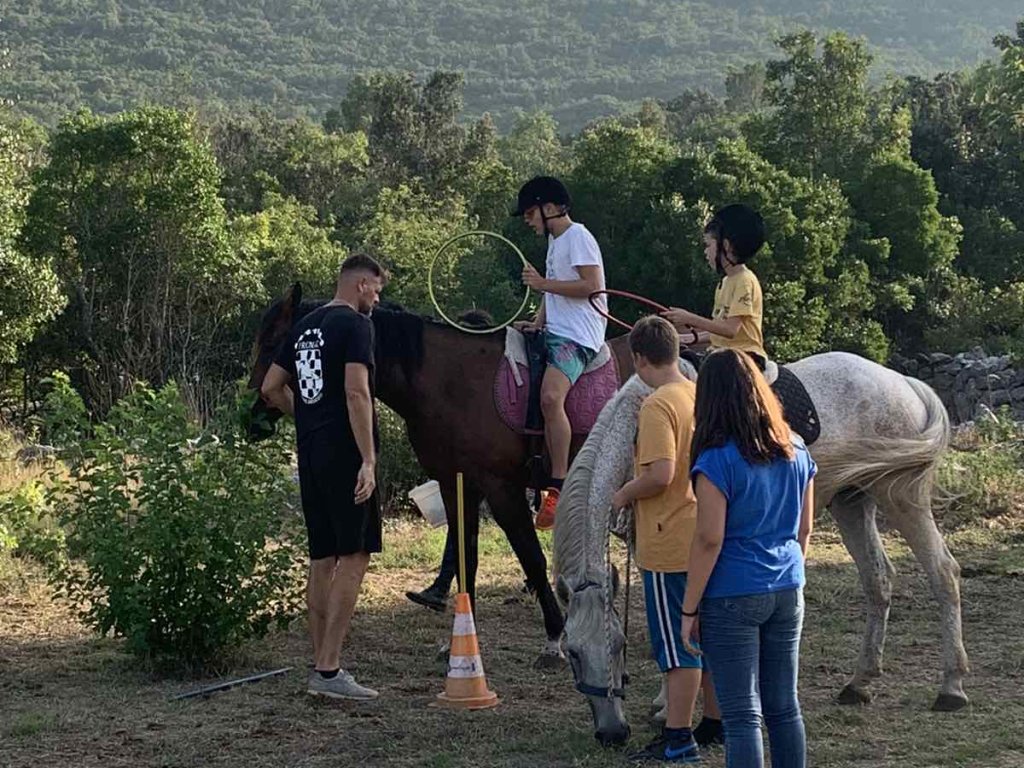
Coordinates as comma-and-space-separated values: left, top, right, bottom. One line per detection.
700, 588, 806, 768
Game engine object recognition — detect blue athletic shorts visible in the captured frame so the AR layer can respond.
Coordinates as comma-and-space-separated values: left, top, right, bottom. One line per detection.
643, 570, 703, 672
545, 332, 598, 385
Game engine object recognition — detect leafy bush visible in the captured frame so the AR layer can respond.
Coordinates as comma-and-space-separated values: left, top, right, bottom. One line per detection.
377, 404, 426, 516
0, 479, 66, 571
40, 371, 89, 451
938, 411, 1024, 528
52, 382, 304, 666
925, 277, 1024, 360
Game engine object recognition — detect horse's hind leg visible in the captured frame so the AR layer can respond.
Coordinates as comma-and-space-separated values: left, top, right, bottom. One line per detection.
883, 497, 969, 712
831, 491, 895, 705
481, 476, 566, 669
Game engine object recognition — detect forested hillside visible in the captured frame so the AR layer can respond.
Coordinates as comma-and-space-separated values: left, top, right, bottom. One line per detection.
3, 0, 1020, 129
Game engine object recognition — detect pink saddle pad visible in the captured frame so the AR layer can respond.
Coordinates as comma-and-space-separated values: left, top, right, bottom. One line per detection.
494, 355, 620, 436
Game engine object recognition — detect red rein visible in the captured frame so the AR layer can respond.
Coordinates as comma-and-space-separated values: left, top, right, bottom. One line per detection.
588, 289, 700, 346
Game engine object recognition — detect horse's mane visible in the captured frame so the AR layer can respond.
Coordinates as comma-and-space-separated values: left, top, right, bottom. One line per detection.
372, 303, 426, 380
553, 375, 652, 587
274, 297, 482, 380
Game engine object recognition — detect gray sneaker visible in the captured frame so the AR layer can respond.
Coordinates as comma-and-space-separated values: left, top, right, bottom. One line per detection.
307, 670, 379, 700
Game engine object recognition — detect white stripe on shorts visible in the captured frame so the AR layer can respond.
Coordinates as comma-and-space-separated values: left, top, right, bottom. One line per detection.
655, 572, 680, 668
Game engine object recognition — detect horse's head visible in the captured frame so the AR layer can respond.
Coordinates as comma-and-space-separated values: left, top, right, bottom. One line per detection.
246, 282, 306, 441
549, 373, 664, 747
556, 571, 630, 747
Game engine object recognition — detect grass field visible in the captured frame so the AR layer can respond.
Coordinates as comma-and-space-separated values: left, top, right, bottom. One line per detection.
3, 503, 1024, 767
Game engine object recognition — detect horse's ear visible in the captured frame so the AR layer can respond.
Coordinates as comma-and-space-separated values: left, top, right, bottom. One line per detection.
288, 282, 303, 310
277, 282, 302, 327
555, 574, 572, 608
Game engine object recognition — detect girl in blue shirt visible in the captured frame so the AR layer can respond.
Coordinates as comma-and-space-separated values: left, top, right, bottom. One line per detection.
681, 349, 816, 768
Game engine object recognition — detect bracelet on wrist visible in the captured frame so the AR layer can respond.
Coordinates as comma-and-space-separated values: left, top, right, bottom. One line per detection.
681, 607, 699, 617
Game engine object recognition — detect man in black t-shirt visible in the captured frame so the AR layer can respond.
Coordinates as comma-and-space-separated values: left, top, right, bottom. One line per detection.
261, 252, 386, 701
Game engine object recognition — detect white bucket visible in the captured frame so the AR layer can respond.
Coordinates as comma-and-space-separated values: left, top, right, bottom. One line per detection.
408, 480, 447, 527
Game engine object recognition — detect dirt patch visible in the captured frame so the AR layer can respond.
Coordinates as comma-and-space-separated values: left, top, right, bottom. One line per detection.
2, 520, 1023, 767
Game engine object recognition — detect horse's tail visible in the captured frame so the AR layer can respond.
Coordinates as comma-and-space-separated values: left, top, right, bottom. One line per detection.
814, 376, 950, 511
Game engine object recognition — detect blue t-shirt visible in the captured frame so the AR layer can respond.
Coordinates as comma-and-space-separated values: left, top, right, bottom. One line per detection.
691, 439, 816, 599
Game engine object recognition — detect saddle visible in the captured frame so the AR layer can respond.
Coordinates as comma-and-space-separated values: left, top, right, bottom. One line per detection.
494, 329, 620, 509
681, 350, 820, 446
493, 329, 620, 436
771, 366, 820, 445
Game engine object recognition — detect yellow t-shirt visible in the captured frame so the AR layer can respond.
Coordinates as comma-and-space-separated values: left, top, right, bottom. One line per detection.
634, 381, 698, 572
709, 267, 765, 359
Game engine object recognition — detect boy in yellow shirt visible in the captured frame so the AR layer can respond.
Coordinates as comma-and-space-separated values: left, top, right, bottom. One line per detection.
663, 204, 767, 370
611, 316, 705, 763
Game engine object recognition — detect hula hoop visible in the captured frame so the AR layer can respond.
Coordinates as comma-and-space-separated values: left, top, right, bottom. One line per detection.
589, 289, 700, 346
428, 230, 532, 335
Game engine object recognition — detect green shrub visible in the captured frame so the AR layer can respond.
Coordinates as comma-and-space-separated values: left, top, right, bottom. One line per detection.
40, 370, 89, 453
52, 382, 304, 666
0, 480, 66, 571
925, 278, 1024, 360
377, 404, 426, 516
939, 412, 1024, 527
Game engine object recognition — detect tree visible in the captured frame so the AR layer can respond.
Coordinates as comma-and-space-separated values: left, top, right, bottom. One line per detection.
356, 183, 472, 314
725, 63, 767, 114
569, 122, 677, 251
747, 32, 965, 351
229, 193, 349, 301
0, 117, 63, 365
22, 108, 258, 414
206, 112, 369, 233
750, 31, 873, 183
334, 70, 491, 193
496, 110, 568, 180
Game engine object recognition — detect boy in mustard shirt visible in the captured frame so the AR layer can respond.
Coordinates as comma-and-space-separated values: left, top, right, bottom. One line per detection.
611, 316, 704, 763
663, 204, 767, 370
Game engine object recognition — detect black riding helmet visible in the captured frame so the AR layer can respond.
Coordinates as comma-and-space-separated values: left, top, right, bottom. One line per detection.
512, 176, 571, 236
704, 204, 766, 276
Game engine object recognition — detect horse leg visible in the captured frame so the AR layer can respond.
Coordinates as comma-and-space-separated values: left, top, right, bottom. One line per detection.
831, 491, 895, 705
652, 676, 668, 722
480, 476, 566, 669
883, 497, 969, 712
437, 478, 482, 602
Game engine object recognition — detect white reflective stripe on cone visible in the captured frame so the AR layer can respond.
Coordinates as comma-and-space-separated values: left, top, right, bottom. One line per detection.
447, 654, 486, 678
452, 613, 476, 637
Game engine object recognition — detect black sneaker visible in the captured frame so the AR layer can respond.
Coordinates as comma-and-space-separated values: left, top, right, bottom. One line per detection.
628, 733, 701, 763
693, 717, 724, 748
405, 584, 448, 612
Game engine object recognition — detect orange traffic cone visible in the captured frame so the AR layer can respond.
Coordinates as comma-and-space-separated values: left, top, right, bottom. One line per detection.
432, 592, 500, 710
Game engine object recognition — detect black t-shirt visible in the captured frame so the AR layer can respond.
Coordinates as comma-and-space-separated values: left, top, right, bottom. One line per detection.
274, 304, 379, 455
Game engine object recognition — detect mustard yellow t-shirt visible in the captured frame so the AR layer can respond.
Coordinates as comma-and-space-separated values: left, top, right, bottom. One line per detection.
709, 267, 765, 359
634, 381, 698, 573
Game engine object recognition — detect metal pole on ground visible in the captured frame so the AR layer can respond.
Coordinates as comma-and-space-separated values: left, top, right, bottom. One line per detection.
171, 667, 294, 700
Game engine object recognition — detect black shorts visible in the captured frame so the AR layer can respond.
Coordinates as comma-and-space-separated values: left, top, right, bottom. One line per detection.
297, 434, 382, 560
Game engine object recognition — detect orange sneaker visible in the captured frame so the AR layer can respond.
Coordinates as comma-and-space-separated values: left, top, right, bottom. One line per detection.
535, 487, 560, 531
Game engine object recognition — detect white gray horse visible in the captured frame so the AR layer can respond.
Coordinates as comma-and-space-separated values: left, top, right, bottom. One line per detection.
552, 351, 968, 746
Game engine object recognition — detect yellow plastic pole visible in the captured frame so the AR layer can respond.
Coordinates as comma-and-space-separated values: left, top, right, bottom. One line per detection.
457, 472, 466, 593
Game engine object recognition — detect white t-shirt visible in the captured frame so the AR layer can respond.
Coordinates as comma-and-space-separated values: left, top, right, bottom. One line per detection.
544, 222, 607, 352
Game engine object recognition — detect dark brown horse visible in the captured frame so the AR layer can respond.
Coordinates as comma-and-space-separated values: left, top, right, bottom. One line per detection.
247, 284, 635, 663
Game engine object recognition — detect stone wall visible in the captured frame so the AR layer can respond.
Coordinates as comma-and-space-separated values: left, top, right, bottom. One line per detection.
889, 348, 1024, 424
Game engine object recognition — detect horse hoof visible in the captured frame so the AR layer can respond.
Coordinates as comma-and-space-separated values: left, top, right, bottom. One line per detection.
533, 652, 566, 670
837, 684, 872, 705
932, 692, 969, 712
